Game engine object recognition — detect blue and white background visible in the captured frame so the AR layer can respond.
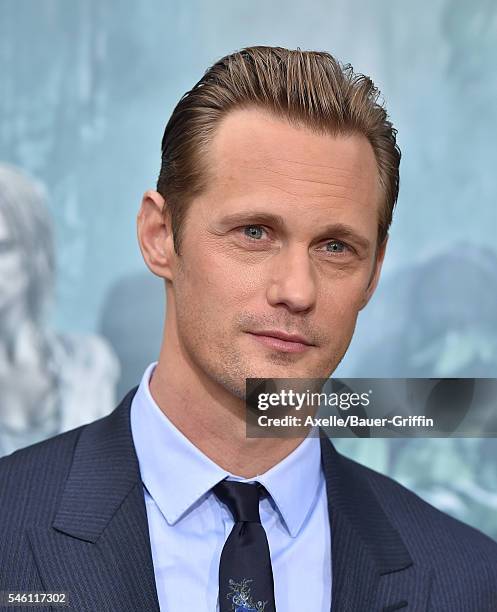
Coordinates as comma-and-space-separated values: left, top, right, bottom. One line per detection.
1, 0, 496, 539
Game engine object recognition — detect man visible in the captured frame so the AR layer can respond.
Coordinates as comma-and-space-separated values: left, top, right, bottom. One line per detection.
1, 46, 496, 612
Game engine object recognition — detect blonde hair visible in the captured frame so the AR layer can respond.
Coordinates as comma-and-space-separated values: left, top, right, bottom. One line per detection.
157, 46, 400, 254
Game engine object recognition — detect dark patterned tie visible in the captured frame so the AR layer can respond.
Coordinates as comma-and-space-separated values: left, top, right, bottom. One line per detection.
213, 479, 277, 612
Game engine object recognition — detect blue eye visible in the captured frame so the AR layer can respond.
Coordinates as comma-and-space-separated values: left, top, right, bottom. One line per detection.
243, 225, 265, 240
325, 240, 347, 254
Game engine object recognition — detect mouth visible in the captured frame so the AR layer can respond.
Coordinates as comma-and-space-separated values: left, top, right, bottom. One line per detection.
246, 330, 314, 354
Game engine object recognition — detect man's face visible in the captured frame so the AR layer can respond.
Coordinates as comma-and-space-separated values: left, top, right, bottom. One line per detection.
167, 108, 386, 399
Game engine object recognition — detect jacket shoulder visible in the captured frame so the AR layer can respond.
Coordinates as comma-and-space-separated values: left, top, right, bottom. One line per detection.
0, 421, 88, 527
341, 451, 497, 563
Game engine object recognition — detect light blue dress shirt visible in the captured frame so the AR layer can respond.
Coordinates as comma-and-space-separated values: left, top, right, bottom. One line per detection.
130, 362, 332, 611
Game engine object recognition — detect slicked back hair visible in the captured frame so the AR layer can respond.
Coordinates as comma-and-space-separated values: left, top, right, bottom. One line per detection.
157, 46, 400, 254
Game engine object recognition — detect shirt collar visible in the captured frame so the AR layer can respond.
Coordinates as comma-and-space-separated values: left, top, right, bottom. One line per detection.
130, 362, 323, 538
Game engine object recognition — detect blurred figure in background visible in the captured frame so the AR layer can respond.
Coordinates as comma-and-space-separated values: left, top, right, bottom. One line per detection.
348, 243, 497, 378
335, 242, 497, 539
0, 163, 119, 456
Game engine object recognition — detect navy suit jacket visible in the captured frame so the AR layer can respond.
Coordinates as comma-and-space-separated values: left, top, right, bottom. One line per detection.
1, 386, 497, 612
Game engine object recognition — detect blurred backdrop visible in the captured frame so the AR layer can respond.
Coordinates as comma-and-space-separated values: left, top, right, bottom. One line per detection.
1, 0, 496, 539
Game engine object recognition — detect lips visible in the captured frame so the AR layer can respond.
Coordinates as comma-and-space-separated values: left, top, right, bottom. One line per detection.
246, 330, 314, 353
248, 330, 313, 345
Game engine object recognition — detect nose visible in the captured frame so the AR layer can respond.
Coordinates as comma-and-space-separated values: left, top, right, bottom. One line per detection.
265, 245, 317, 313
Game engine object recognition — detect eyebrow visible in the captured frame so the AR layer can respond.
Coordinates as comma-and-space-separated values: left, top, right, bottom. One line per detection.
217, 211, 372, 252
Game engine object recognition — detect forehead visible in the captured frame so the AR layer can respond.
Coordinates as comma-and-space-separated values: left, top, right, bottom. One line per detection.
204, 107, 381, 211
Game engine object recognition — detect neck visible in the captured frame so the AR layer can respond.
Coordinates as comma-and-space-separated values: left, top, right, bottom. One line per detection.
149, 319, 308, 479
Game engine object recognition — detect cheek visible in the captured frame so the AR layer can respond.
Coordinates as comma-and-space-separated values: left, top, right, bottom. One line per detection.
174, 252, 253, 332
191, 248, 258, 307
320, 270, 370, 313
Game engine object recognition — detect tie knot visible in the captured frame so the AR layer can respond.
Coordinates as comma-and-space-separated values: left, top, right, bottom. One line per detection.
213, 480, 263, 523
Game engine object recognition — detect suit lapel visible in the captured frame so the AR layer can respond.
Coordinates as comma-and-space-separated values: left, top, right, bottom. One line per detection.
28, 387, 160, 612
27, 384, 429, 611
320, 432, 432, 611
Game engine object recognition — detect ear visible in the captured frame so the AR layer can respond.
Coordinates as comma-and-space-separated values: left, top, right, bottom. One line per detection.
359, 235, 388, 311
136, 189, 176, 281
